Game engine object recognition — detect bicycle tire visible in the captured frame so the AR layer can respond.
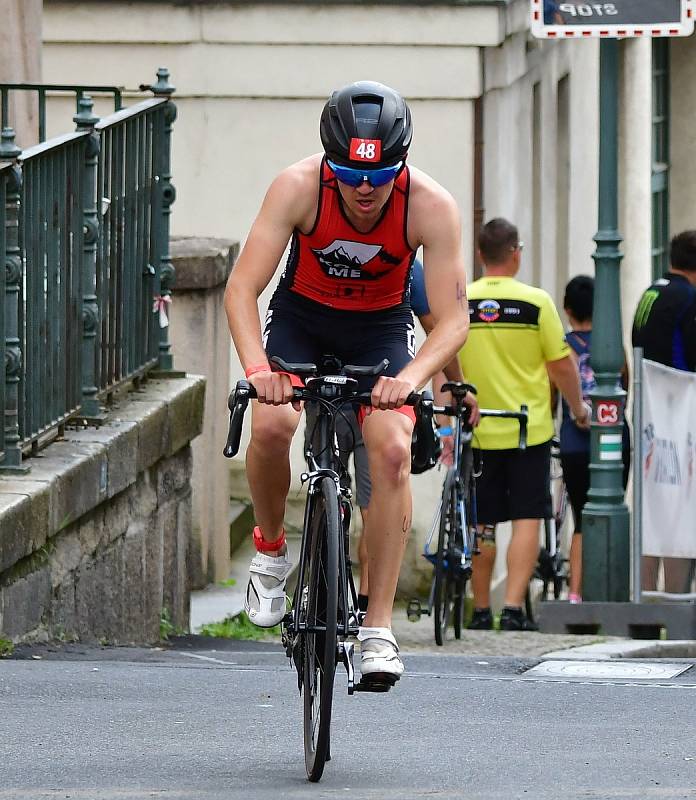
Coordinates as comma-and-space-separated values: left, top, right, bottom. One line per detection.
302, 476, 340, 782
434, 468, 457, 646
452, 448, 474, 639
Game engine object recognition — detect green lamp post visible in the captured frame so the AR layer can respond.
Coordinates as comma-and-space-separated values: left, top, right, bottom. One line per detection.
582, 39, 630, 602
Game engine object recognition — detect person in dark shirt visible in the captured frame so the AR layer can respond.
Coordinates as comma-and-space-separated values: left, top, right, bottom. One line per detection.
632, 230, 696, 593
558, 276, 630, 603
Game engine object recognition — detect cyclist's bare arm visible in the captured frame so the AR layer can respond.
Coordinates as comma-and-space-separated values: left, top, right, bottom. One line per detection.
394, 172, 469, 394
224, 158, 318, 404
546, 355, 590, 428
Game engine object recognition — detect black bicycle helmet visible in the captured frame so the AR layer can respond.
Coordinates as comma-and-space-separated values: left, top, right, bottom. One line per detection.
320, 81, 412, 168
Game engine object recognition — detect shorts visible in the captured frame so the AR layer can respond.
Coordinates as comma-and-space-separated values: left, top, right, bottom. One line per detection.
560, 448, 630, 534
304, 404, 371, 508
473, 441, 552, 525
263, 288, 416, 423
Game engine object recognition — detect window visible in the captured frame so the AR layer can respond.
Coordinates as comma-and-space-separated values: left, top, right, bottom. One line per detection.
651, 40, 670, 280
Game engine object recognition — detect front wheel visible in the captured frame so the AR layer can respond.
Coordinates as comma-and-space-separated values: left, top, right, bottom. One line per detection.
433, 469, 462, 646
302, 477, 340, 782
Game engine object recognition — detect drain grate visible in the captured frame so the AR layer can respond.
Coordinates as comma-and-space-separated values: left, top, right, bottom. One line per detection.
525, 660, 693, 680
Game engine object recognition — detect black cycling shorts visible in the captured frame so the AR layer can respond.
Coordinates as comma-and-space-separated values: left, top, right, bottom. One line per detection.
560, 448, 630, 534
473, 441, 552, 525
263, 288, 416, 393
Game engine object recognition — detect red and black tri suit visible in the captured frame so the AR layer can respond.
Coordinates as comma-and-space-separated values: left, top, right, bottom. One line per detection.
264, 158, 417, 401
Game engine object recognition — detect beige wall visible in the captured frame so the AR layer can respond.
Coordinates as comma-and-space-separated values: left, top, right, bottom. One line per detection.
0, 0, 42, 149
670, 38, 696, 238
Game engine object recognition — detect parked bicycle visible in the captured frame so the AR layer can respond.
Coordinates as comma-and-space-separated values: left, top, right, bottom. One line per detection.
526, 438, 570, 621
407, 382, 528, 645
223, 355, 423, 782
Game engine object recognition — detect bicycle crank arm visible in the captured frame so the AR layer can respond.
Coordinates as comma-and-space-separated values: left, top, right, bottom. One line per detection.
339, 641, 356, 695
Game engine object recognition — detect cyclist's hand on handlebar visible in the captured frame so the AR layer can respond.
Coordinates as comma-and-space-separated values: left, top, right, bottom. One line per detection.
464, 391, 481, 427
369, 375, 416, 412
248, 370, 300, 411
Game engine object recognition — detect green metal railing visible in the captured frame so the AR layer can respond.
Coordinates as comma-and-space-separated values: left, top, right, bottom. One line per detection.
0, 83, 123, 146
0, 70, 176, 471
95, 99, 165, 395
18, 132, 87, 451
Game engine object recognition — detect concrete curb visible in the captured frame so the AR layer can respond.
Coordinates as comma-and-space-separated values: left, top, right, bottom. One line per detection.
542, 639, 696, 661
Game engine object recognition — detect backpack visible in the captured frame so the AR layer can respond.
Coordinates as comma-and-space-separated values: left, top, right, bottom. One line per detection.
568, 332, 595, 404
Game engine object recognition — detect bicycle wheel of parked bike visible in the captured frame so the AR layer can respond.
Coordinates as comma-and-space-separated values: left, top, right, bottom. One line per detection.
302, 476, 339, 782
451, 446, 474, 639
434, 468, 462, 646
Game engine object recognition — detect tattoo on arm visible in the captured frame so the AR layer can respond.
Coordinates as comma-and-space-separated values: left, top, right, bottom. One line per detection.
456, 281, 467, 311
402, 516, 410, 534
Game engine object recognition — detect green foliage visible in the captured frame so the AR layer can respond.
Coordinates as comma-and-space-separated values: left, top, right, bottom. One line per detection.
0, 638, 14, 657
200, 612, 280, 641
217, 578, 237, 588
159, 607, 185, 641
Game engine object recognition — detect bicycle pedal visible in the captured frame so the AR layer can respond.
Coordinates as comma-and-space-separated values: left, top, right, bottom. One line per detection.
354, 677, 394, 693
406, 599, 424, 622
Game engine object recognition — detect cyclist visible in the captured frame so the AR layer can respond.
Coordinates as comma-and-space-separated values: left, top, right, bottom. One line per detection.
456, 218, 589, 631
224, 81, 470, 683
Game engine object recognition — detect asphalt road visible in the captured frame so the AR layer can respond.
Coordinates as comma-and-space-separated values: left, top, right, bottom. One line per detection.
2, 637, 696, 800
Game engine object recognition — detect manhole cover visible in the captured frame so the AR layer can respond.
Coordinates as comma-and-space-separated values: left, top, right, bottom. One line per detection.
526, 660, 692, 680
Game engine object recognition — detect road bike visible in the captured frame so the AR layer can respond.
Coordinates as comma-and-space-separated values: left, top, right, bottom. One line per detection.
407, 383, 528, 645
223, 356, 422, 782
526, 438, 571, 620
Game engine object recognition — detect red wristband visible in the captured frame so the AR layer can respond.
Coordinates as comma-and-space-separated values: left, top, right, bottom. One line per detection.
245, 363, 271, 379
253, 526, 286, 553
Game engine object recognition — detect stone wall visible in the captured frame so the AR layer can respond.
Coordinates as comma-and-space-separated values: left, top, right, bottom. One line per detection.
0, 376, 205, 644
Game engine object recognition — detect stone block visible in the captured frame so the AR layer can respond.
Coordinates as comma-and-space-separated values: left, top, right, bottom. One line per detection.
0, 482, 51, 573
166, 377, 206, 457
19, 440, 107, 535
74, 541, 124, 642
65, 420, 140, 498
160, 501, 179, 619
144, 509, 164, 642
0, 566, 51, 639
111, 398, 169, 473
122, 524, 147, 643
50, 530, 83, 589
156, 446, 192, 505
170, 236, 239, 291
49, 581, 78, 639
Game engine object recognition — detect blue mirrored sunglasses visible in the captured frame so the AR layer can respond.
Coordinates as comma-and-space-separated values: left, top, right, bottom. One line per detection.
327, 159, 403, 188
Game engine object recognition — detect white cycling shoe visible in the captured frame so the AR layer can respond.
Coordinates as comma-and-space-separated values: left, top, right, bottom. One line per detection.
358, 626, 404, 684
245, 548, 293, 628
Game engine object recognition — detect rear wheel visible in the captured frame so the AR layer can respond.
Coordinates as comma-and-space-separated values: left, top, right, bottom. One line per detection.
302, 477, 339, 782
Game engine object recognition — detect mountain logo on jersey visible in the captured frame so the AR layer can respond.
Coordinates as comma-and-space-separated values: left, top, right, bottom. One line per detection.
312, 239, 394, 281
477, 299, 501, 323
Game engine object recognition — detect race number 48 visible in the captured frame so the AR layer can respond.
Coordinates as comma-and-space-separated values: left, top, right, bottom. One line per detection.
350, 138, 382, 163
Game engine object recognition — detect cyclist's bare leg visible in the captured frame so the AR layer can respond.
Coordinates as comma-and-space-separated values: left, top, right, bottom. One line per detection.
246, 402, 301, 542
360, 410, 413, 629
471, 527, 496, 608
504, 518, 540, 607
663, 558, 695, 594
569, 531, 582, 596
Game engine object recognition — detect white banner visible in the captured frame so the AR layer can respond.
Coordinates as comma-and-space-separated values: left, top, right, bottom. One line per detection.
641, 359, 696, 558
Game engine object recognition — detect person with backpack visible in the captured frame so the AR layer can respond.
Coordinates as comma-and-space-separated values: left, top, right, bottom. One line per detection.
558, 275, 631, 603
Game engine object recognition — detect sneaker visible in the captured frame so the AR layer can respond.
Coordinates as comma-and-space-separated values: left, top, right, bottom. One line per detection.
358, 627, 404, 684
568, 592, 582, 604
499, 606, 538, 632
245, 548, 293, 628
467, 607, 493, 630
